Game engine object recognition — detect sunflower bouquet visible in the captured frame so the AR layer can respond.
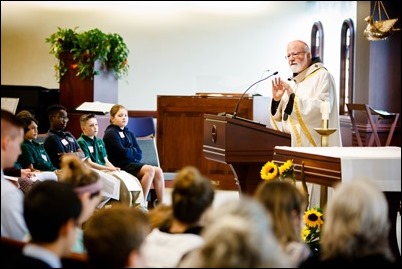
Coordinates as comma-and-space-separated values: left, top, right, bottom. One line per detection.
302, 206, 324, 251
260, 159, 295, 182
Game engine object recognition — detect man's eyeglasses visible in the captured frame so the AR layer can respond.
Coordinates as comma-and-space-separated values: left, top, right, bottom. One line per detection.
285, 51, 307, 60
56, 115, 69, 121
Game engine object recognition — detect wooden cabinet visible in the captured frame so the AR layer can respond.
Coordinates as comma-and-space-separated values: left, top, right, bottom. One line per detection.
156, 94, 270, 190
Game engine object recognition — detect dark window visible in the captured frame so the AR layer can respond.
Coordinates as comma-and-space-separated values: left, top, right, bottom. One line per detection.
311, 21, 324, 62
339, 19, 355, 115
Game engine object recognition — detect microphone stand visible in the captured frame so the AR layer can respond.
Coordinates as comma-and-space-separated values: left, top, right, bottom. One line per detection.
233, 71, 278, 118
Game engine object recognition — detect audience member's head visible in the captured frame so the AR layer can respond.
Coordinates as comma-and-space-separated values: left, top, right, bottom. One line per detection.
16, 110, 34, 118
18, 115, 39, 140
47, 104, 68, 130
83, 205, 151, 268
59, 155, 102, 226
79, 113, 98, 138
320, 180, 394, 261
1, 109, 24, 169
254, 180, 307, 245
178, 197, 291, 268
24, 180, 82, 256
171, 166, 215, 226
109, 104, 128, 127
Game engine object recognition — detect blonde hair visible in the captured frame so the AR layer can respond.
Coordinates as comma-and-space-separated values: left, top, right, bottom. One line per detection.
148, 204, 173, 229
59, 154, 99, 187
109, 104, 127, 124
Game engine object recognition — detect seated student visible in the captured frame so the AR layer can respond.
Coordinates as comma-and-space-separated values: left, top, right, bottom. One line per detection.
77, 113, 119, 172
5, 180, 82, 268
58, 155, 103, 254
83, 205, 150, 268
141, 166, 215, 268
103, 104, 165, 205
178, 197, 291, 268
77, 113, 146, 208
254, 180, 311, 267
1, 109, 27, 241
43, 104, 84, 169
17, 115, 60, 173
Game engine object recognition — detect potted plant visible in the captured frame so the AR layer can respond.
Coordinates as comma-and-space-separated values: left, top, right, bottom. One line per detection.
46, 27, 129, 82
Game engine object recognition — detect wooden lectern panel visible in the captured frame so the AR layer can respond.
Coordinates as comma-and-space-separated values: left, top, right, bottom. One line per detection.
157, 95, 269, 190
203, 114, 291, 194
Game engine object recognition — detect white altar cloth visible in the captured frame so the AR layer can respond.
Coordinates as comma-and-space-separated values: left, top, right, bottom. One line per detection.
274, 146, 401, 192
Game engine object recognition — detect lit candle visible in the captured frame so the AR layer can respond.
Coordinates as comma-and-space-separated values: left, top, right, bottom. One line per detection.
320, 101, 329, 120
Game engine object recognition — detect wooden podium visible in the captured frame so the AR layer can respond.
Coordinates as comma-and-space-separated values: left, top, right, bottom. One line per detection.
203, 114, 291, 195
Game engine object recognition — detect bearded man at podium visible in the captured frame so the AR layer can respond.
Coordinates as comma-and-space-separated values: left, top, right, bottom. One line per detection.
269, 40, 342, 207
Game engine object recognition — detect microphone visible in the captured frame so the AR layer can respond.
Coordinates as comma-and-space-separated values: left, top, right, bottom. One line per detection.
233, 71, 278, 118
282, 93, 295, 121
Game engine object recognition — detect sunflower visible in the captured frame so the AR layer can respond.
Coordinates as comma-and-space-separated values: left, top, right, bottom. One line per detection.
278, 159, 294, 178
260, 161, 278, 181
301, 226, 310, 241
303, 208, 324, 228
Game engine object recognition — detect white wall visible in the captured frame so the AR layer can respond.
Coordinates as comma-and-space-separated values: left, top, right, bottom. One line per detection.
1, 1, 357, 111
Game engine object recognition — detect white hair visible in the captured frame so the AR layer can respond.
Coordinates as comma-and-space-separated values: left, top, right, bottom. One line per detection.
321, 180, 393, 261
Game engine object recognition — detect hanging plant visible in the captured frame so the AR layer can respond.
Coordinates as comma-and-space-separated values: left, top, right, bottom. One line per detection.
46, 27, 129, 82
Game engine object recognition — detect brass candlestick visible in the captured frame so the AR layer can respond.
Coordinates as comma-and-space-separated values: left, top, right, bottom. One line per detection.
314, 120, 337, 147
314, 119, 337, 208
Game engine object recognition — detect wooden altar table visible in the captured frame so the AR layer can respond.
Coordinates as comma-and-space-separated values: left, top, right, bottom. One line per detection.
273, 146, 401, 259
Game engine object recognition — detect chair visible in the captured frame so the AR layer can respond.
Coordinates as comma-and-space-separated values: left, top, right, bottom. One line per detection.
127, 116, 156, 137
346, 103, 399, 146
127, 116, 160, 168
137, 137, 160, 167
127, 117, 176, 207
136, 135, 177, 182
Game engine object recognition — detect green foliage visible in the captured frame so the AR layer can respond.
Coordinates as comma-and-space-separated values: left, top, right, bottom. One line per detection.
46, 27, 129, 81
